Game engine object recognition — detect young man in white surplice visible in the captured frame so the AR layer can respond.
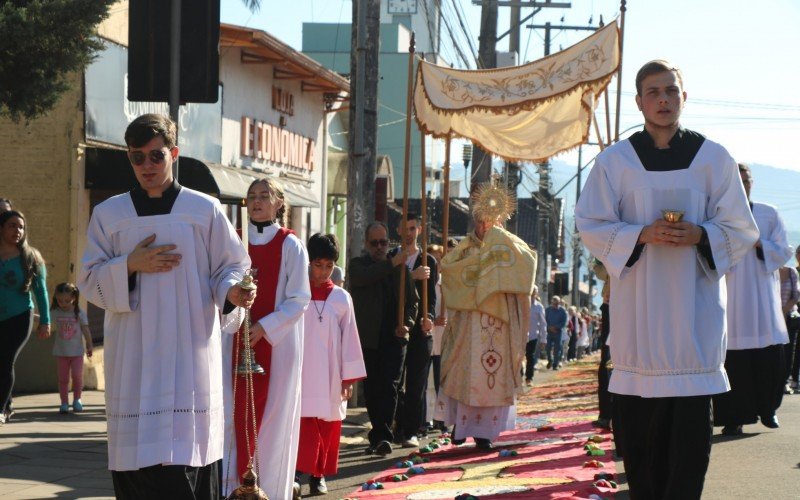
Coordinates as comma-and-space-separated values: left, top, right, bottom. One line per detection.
575, 60, 758, 500
79, 114, 253, 499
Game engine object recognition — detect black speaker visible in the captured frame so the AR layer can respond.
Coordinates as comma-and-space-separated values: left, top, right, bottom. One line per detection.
128, 0, 219, 103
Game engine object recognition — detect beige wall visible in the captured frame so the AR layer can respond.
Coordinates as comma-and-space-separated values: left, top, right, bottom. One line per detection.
0, 71, 87, 392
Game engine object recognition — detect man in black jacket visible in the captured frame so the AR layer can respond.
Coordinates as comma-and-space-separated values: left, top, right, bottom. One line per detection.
349, 222, 418, 456
390, 213, 436, 448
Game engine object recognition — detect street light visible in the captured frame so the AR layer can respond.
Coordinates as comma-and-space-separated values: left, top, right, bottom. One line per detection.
462, 143, 472, 168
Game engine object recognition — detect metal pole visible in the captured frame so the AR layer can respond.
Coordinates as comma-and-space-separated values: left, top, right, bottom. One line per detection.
169, 0, 181, 181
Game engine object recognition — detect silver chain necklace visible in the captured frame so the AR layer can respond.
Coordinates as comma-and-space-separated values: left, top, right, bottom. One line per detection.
311, 296, 328, 322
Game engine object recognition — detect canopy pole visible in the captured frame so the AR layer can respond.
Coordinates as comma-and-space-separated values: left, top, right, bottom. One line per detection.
419, 130, 429, 319
397, 33, 416, 335
440, 137, 452, 314
614, 0, 627, 142
593, 111, 606, 152
604, 89, 612, 147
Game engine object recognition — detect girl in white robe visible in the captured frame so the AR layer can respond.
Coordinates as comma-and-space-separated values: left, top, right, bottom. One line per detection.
221, 179, 310, 499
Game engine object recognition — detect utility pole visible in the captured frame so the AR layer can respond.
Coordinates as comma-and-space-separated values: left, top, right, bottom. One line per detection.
536, 162, 551, 305
470, 1, 498, 196
505, 4, 522, 233
527, 17, 599, 306
571, 146, 582, 306
346, 0, 381, 271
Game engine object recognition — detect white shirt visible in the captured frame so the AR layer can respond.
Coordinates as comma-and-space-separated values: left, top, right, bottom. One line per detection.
726, 202, 792, 349
528, 300, 547, 342
78, 189, 249, 470
576, 138, 758, 397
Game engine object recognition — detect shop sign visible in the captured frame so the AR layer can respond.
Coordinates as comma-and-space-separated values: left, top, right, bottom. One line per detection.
240, 117, 315, 173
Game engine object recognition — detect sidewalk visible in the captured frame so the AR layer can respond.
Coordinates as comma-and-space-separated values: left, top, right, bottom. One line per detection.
1, 360, 798, 499
0, 391, 372, 499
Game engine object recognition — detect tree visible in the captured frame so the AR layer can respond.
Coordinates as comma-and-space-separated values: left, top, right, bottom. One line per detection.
0, 0, 116, 122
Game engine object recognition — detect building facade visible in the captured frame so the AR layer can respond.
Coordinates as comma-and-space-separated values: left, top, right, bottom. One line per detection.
0, 3, 347, 392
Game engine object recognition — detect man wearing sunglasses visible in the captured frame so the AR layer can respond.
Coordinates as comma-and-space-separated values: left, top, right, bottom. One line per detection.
349, 221, 419, 457
79, 113, 253, 499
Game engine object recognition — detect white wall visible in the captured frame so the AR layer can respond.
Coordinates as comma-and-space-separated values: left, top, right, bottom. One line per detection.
219, 47, 327, 237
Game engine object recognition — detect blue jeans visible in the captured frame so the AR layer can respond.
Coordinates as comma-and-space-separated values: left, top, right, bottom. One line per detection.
546, 332, 563, 368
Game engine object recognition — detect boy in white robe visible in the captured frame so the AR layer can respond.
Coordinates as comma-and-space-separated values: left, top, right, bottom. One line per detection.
713, 163, 793, 435
78, 114, 253, 499
296, 233, 366, 496
575, 61, 758, 499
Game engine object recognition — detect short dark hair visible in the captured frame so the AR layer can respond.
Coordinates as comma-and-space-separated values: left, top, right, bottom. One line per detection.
635, 60, 684, 96
125, 113, 178, 149
737, 162, 751, 175
308, 233, 340, 262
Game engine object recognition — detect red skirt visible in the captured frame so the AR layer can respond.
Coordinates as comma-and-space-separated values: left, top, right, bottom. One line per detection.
295, 417, 343, 476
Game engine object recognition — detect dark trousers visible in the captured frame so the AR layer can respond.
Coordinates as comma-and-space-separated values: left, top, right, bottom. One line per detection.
615, 394, 712, 500
431, 354, 441, 395
399, 331, 433, 439
546, 332, 562, 367
785, 314, 800, 382
597, 303, 612, 420
567, 332, 577, 360
0, 310, 33, 413
524, 339, 538, 381
714, 344, 784, 425
111, 460, 221, 499
363, 338, 406, 446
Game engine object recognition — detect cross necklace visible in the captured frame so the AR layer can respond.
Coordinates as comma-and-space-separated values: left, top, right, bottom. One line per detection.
312, 297, 328, 323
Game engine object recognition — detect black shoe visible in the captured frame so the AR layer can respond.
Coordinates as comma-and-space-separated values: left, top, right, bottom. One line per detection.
721, 425, 743, 436
375, 440, 393, 456
761, 415, 780, 429
364, 444, 376, 455
309, 476, 327, 495
546, 362, 552, 369
475, 438, 493, 451
292, 481, 302, 499
591, 418, 611, 430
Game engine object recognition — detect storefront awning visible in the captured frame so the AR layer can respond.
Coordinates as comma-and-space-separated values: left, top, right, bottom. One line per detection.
202, 163, 320, 208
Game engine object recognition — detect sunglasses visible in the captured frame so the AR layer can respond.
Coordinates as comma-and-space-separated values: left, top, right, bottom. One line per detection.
369, 239, 389, 247
128, 149, 171, 166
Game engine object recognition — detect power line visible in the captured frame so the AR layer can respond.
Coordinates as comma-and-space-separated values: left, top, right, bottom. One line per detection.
448, 0, 479, 63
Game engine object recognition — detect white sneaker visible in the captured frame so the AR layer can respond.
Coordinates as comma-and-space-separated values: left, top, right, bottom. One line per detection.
402, 435, 420, 448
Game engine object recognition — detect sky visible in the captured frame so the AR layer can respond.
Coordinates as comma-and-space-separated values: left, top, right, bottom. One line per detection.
222, 0, 800, 173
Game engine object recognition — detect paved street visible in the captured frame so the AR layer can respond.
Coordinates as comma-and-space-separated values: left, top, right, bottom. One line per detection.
0, 357, 798, 499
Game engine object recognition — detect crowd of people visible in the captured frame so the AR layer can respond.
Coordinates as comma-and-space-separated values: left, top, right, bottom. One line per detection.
1, 57, 799, 500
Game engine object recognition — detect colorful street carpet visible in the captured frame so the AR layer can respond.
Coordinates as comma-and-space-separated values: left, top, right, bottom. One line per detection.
344, 358, 617, 499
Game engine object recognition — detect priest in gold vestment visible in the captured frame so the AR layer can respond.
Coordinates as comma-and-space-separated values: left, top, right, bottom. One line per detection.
434, 183, 537, 449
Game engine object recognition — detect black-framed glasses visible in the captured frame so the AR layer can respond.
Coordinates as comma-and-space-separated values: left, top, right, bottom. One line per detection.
369, 239, 388, 247
128, 149, 170, 166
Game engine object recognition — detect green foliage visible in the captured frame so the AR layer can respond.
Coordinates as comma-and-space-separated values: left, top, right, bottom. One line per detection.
0, 0, 115, 122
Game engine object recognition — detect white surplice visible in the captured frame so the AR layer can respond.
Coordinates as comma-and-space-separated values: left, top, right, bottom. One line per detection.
575, 139, 759, 397
221, 223, 310, 499
300, 286, 366, 421
726, 202, 792, 350
78, 189, 250, 471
